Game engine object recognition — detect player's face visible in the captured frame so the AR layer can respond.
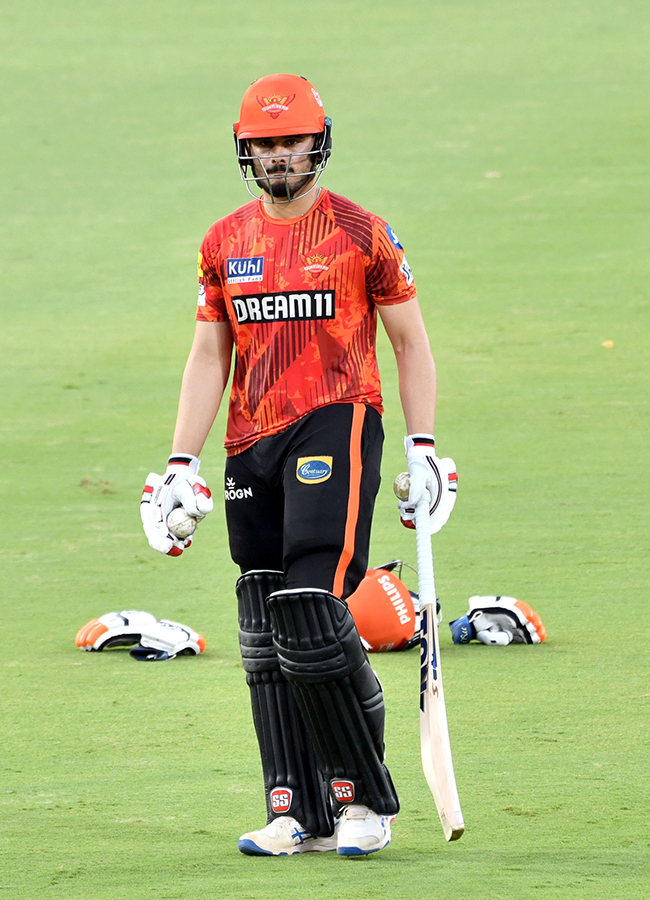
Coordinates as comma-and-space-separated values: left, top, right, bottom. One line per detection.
248, 134, 317, 200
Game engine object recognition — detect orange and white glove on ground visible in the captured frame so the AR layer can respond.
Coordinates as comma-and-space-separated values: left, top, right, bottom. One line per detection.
449, 597, 547, 645
76, 611, 158, 650
140, 453, 213, 556
399, 435, 458, 534
129, 620, 206, 661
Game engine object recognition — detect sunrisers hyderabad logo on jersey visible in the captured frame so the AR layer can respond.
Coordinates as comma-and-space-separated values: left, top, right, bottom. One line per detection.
296, 457, 333, 484
300, 253, 333, 280
256, 94, 296, 119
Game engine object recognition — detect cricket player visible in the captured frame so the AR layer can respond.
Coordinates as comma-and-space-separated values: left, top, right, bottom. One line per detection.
141, 73, 443, 857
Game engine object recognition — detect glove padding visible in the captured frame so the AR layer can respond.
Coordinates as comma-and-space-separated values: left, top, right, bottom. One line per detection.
129, 619, 206, 661
75, 610, 158, 650
400, 435, 458, 534
141, 454, 213, 556
450, 596, 546, 645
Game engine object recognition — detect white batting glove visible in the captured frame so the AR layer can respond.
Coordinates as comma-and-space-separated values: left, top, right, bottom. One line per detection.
75, 611, 158, 650
449, 597, 547, 645
400, 435, 458, 534
129, 619, 207, 661
140, 453, 214, 556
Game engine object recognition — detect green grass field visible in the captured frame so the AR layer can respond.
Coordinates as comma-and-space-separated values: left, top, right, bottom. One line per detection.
2, 1, 648, 897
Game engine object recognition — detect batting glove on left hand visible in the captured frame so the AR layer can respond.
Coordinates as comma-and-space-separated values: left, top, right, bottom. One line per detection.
400, 435, 458, 534
140, 454, 213, 556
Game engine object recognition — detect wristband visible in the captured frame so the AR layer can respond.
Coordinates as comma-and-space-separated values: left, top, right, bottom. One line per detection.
404, 434, 435, 454
167, 453, 200, 475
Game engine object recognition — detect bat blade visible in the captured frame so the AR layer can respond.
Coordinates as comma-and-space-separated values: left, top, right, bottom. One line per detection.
415, 497, 465, 841
419, 604, 465, 840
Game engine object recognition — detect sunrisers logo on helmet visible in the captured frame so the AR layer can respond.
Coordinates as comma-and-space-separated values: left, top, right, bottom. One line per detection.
235, 73, 327, 139
256, 93, 296, 119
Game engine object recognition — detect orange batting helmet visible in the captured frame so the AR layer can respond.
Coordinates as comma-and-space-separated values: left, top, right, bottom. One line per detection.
235, 73, 328, 139
233, 74, 332, 201
347, 564, 419, 652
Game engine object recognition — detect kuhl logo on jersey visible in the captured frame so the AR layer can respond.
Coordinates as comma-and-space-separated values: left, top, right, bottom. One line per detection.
227, 257, 264, 284
231, 291, 335, 324
296, 457, 333, 484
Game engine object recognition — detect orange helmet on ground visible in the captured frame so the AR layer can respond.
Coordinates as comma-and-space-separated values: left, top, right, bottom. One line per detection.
233, 74, 332, 202
347, 563, 420, 652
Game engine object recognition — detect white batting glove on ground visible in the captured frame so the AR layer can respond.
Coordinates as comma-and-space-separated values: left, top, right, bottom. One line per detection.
140, 453, 213, 556
129, 619, 206, 661
449, 597, 547, 645
75, 611, 158, 650
400, 435, 458, 534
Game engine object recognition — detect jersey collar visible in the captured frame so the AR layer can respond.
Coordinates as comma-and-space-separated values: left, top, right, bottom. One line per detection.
257, 188, 328, 226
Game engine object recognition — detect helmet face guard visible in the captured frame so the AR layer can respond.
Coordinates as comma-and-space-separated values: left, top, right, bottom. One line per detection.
233, 120, 332, 203
233, 74, 332, 204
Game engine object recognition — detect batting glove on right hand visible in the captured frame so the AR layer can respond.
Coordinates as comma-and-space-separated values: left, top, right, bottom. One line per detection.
140, 453, 213, 556
449, 597, 546, 645
400, 435, 458, 534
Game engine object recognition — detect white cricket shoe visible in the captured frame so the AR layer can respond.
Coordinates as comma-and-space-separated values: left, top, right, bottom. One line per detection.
335, 804, 393, 856
238, 816, 337, 856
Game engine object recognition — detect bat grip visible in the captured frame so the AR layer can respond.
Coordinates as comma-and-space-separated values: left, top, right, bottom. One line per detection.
415, 495, 436, 606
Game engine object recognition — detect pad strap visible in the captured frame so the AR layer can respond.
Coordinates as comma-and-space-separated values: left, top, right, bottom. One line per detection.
236, 571, 334, 836
267, 588, 400, 816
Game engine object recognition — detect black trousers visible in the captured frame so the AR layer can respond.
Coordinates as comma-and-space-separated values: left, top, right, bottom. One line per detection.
225, 402, 383, 599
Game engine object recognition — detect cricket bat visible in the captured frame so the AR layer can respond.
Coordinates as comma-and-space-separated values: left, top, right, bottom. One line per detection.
396, 473, 465, 841
415, 495, 465, 840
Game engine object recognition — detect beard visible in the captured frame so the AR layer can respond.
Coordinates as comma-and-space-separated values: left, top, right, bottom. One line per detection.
251, 159, 316, 200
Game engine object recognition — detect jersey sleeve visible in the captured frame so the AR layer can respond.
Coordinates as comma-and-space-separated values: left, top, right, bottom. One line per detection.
196, 230, 228, 323
365, 218, 418, 306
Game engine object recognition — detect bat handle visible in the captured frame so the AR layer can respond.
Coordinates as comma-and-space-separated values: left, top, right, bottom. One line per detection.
415, 495, 436, 606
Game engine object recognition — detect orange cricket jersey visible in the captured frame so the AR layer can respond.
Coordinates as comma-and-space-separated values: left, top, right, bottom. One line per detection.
196, 188, 417, 455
